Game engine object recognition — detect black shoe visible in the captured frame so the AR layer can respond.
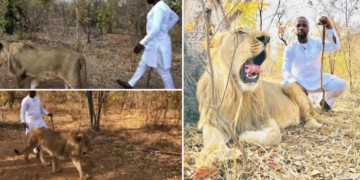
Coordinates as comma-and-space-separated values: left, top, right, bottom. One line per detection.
116, 79, 133, 89
319, 99, 331, 112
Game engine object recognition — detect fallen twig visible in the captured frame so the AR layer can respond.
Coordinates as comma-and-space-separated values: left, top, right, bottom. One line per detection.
142, 148, 181, 156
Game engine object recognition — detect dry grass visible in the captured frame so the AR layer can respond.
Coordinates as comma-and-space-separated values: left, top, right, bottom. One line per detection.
184, 90, 360, 180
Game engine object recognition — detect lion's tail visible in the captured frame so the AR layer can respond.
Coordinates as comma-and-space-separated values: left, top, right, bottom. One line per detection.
314, 116, 351, 129
79, 56, 88, 88
14, 149, 22, 155
13, 147, 32, 155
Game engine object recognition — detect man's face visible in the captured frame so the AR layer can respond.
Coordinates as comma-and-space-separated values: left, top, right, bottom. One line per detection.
295, 19, 309, 39
29, 91, 36, 98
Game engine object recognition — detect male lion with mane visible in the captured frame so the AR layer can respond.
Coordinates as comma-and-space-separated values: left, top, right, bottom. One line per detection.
0, 41, 88, 89
195, 29, 341, 166
14, 127, 92, 179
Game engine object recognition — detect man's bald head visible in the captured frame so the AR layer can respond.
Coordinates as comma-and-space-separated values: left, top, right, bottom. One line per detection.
295, 16, 309, 27
295, 16, 309, 40
29, 91, 36, 98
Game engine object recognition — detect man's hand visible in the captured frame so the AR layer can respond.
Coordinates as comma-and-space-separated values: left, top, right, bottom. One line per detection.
47, 113, 53, 117
133, 43, 145, 54
295, 82, 308, 96
21, 123, 29, 129
317, 16, 332, 29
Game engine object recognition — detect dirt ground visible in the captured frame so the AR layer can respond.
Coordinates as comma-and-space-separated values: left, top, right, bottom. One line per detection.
184, 89, 360, 179
0, 27, 182, 89
0, 103, 182, 180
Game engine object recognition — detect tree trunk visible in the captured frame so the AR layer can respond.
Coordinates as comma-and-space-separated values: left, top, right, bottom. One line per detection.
75, 0, 80, 42
86, 91, 94, 128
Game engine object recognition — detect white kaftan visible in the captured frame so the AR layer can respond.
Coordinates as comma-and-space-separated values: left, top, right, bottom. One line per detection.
281, 29, 341, 91
140, 0, 179, 69
20, 96, 49, 134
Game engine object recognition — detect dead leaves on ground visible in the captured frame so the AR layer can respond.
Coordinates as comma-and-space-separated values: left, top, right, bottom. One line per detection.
184, 94, 360, 180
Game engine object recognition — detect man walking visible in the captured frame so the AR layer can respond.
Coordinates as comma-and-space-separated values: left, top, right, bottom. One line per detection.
116, 0, 179, 89
281, 16, 346, 111
20, 91, 53, 156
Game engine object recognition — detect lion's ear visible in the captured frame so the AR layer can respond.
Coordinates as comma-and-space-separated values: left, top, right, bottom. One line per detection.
199, 33, 225, 50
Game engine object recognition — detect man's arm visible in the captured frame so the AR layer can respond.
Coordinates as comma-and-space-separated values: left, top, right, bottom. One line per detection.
20, 98, 27, 123
324, 28, 341, 52
39, 100, 51, 116
281, 46, 297, 83
317, 16, 341, 51
167, 9, 179, 31
139, 7, 165, 46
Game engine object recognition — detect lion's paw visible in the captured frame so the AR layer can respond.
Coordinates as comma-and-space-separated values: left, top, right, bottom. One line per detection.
53, 168, 61, 173
81, 174, 90, 179
305, 118, 322, 128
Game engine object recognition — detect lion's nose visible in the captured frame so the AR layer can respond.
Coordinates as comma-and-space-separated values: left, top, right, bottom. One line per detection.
257, 35, 270, 45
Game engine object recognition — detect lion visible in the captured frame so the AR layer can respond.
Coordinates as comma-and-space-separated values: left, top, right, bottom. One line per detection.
0, 41, 88, 89
195, 29, 349, 166
14, 127, 92, 179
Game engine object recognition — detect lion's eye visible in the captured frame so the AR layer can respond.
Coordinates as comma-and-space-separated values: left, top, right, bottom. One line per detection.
238, 31, 246, 34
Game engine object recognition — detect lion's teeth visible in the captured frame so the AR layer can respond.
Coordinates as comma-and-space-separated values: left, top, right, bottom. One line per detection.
246, 74, 257, 79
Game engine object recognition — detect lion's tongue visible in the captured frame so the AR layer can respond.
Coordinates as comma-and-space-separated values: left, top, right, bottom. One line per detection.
245, 64, 261, 74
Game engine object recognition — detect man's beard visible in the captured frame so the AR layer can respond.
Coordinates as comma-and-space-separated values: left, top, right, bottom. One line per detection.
297, 32, 307, 39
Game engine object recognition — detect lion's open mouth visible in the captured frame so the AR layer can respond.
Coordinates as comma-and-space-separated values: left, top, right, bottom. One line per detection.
240, 50, 266, 83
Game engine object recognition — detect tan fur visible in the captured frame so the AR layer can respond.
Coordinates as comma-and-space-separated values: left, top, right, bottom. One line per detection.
0, 41, 88, 89
195, 29, 326, 166
14, 127, 92, 179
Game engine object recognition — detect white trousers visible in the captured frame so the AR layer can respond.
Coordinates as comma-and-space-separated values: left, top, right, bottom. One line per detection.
282, 77, 347, 107
128, 59, 175, 89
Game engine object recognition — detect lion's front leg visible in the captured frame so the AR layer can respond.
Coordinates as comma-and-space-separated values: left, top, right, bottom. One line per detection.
239, 120, 281, 146
195, 124, 231, 167
52, 156, 61, 173
40, 149, 51, 166
71, 158, 89, 179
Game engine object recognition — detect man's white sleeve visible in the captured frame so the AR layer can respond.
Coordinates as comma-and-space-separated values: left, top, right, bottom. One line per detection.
282, 46, 297, 83
324, 28, 341, 52
168, 10, 179, 31
140, 7, 165, 46
20, 99, 27, 123
40, 101, 49, 115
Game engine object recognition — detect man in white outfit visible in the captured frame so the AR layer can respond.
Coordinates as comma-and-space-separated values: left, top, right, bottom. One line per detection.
281, 16, 346, 111
20, 91, 53, 156
116, 0, 179, 89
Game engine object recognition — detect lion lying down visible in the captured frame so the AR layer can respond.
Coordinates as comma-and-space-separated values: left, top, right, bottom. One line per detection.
14, 127, 92, 179
195, 29, 348, 166
0, 41, 88, 89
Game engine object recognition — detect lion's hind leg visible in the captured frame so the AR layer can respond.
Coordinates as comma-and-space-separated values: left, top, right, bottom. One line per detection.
65, 75, 82, 89
63, 65, 82, 89
239, 120, 281, 146
282, 83, 321, 128
30, 79, 41, 89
